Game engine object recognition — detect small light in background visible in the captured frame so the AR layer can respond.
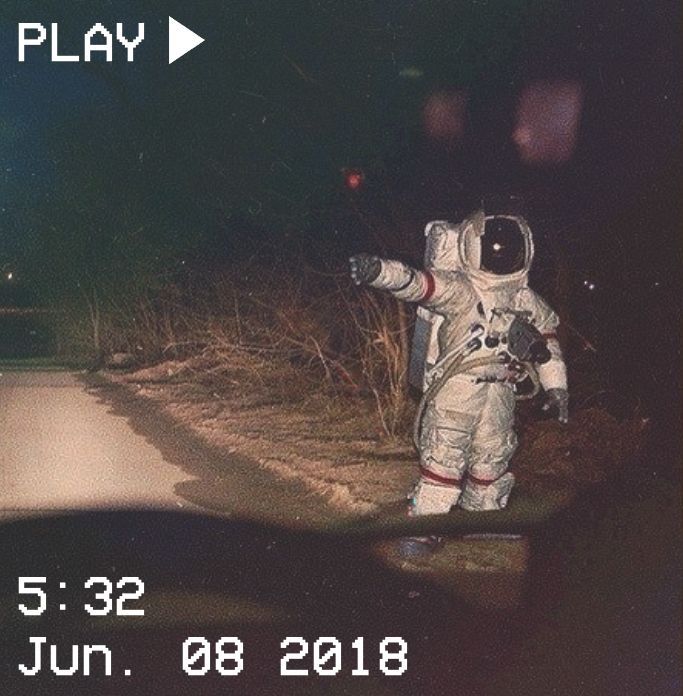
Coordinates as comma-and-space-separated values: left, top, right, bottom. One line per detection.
583, 279, 596, 291
6, 272, 13, 281
399, 66, 424, 80
343, 168, 365, 191
513, 80, 583, 164
423, 90, 468, 144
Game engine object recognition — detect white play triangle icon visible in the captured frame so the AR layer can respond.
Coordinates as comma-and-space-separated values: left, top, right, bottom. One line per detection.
168, 17, 205, 64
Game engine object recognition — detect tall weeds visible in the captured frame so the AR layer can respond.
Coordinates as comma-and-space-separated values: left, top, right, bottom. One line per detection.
49, 265, 415, 437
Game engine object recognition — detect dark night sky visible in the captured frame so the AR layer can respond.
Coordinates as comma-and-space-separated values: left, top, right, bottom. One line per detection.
0, 1, 678, 240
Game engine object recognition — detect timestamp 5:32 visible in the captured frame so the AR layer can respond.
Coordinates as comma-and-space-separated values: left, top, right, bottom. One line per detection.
17, 575, 145, 616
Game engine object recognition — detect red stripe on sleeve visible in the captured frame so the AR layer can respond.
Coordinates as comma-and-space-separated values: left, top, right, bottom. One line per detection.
421, 271, 436, 303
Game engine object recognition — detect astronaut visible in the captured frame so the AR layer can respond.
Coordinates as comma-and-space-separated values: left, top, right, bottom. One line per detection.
350, 211, 568, 556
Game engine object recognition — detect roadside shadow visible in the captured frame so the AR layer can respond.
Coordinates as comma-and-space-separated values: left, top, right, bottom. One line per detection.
78, 373, 333, 526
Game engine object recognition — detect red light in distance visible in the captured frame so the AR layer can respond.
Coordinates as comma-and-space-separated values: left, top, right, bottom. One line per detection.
344, 169, 364, 191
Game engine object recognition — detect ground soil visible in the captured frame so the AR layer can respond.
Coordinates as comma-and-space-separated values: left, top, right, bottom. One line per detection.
107, 352, 647, 518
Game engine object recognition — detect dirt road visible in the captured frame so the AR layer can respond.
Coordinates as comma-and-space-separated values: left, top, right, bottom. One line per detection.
0, 370, 330, 525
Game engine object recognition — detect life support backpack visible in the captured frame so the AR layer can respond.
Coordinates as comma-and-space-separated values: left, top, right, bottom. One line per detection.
407, 220, 457, 391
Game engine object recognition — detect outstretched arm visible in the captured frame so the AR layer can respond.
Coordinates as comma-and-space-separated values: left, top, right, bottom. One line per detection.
349, 253, 442, 305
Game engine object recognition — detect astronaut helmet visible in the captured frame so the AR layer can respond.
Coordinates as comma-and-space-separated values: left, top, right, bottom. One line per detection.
459, 212, 534, 280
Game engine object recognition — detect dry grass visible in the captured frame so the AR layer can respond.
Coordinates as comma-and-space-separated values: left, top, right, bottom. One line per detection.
53, 265, 415, 437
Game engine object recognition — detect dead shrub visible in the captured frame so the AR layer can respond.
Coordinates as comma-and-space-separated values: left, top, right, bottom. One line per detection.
50, 264, 413, 437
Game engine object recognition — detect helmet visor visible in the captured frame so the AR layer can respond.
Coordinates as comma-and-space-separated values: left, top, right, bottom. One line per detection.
480, 217, 527, 275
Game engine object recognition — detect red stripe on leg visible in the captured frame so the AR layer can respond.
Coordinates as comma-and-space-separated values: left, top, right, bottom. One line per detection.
467, 473, 505, 486
420, 466, 462, 487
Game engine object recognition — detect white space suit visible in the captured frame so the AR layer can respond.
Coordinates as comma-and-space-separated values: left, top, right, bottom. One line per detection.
351, 211, 568, 522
